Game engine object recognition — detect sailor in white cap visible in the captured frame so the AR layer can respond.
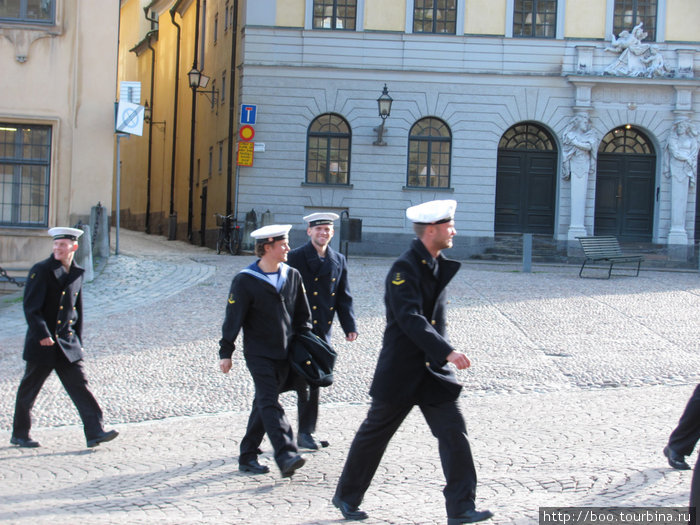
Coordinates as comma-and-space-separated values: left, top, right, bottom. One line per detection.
287, 212, 358, 450
11, 227, 119, 449
333, 200, 493, 524
219, 224, 311, 477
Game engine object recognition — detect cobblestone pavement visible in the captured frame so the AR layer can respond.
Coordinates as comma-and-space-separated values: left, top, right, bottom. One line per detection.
1, 229, 699, 524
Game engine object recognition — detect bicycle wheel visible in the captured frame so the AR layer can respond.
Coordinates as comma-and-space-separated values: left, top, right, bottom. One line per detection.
230, 227, 241, 255
216, 229, 225, 254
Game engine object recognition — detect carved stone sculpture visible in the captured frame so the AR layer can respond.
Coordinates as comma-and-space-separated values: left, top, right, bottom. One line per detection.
604, 23, 669, 78
664, 119, 699, 244
562, 113, 598, 240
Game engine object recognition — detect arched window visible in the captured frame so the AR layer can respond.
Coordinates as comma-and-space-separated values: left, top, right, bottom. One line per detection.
313, 0, 357, 30
413, 0, 457, 34
598, 126, 654, 154
306, 114, 351, 185
407, 118, 451, 189
498, 123, 556, 151
613, 0, 657, 42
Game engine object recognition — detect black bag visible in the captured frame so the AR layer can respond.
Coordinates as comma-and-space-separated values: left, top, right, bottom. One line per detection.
288, 331, 337, 387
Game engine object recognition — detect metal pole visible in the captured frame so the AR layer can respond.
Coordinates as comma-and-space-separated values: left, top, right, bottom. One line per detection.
522, 233, 532, 273
116, 134, 121, 256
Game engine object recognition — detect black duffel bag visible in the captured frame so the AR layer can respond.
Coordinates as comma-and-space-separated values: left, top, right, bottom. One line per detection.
288, 331, 337, 387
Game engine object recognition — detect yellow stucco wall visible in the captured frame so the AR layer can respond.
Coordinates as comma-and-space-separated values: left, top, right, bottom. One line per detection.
465, 0, 506, 36
365, 0, 406, 32
666, 0, 700, 42
564, 0, 606, 39
276, 0, 304, 27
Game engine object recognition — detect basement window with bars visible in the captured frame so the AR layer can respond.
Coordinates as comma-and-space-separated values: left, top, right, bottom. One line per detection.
0, 124, 51, 227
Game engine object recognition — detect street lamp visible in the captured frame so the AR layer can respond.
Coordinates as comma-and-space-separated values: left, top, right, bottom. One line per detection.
143, 101, 166, 128
188, 67, 219, 105
373, 84, 393, 146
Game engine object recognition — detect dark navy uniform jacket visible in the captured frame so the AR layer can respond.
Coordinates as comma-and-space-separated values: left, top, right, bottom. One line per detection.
219, 261, 312, 360
370, 238, 462, 405
23, 255, 85, 365
287, 241, 356, 343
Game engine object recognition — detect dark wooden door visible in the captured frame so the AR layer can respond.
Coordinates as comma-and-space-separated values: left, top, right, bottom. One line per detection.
595, 154, 654, 241
495, 151, 557, 233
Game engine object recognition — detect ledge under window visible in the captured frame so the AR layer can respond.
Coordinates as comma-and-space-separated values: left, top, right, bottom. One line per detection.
402, 186, 454, 192
301, 182, 354, 189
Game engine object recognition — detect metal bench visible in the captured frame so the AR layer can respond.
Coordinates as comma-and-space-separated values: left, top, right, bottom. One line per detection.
577, 236, 644, 279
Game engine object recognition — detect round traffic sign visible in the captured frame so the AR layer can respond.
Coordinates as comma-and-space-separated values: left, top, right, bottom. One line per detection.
239, 125, 255, 141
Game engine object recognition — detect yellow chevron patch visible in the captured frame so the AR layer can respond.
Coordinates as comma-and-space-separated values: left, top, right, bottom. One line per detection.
228, 294, 236, 304
391, 272, 405, 286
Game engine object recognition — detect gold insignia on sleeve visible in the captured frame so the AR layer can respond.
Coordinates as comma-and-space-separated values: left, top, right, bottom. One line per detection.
391, 272, 405, 286
30, 273, 36, 279
228, 294, 236, 304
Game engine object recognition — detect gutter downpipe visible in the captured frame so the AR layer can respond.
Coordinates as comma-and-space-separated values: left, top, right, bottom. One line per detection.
187, 0, 201, 242
168, 7, 182, 240
145, 30, 156, 234
225, 0, 238, 218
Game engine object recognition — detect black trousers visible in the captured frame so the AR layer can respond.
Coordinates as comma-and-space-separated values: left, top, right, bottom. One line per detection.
669, 383, 700, 456
297, 384, 319, 434
240, 355, 298, 468
13, 357, 104, 440
335, 398, 478, 518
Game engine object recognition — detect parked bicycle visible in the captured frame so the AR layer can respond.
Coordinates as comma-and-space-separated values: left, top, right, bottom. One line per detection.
215, 213, 241, 255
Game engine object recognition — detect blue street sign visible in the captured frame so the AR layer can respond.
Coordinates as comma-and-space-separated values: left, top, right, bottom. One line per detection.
240, 104, 257, 125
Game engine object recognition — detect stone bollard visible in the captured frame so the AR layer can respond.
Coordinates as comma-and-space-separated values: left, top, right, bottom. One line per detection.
76, 224, 95, 282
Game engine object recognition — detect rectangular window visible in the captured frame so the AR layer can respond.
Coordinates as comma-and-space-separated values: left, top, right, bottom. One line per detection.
313, 0, 356, 30
208, 147, 213, 178
221, 71, 226, 105
0, 0, 55, 24
0, 123, 51, 227
224, 1, 229, 30
218, 141, 223, 172
613, 0, 657, 42
214, 13, 218, 43
210, 80, 217, 110
413, 0, 457, 34
513, 0, 557, 38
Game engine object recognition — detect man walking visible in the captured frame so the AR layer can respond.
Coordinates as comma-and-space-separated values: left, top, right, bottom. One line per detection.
664, 384, 700, 470
219, 224, 310, 477
332, 200, 492, 524
11, 227, 118, 449
287, 212, 357, 450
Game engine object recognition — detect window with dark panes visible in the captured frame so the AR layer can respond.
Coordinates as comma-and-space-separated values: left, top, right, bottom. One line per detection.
613, 0, 657, 42
306, 114, 351, 185
0, 124, 51, 227
413, 0, 457, 34
407, 118, 451, 189
0, 0, 55, 24
313, 0, 356, 30
513, 0, 557, 38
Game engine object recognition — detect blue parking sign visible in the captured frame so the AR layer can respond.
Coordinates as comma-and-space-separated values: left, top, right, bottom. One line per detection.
240, 104, 257, 125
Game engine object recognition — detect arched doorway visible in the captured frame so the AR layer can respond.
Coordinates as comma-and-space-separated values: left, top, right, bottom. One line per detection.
595, 126, 655, 241
495, 123, 557, 233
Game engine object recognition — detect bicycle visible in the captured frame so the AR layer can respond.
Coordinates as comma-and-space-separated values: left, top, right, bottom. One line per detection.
215, 213, 241, 255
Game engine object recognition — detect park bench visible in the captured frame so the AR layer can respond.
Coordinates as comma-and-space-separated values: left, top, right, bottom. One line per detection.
577, 236, 644, 279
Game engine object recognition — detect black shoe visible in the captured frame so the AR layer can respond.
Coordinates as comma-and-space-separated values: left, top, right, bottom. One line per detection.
239, 458, 270, 474
664, 446, 690, 470
280, 454, 305, 478
297, 432, 328, 450
332, 495, 368, 520
87, 429, 119, 448
10, 436, 40, 448
447, 509, 494, 524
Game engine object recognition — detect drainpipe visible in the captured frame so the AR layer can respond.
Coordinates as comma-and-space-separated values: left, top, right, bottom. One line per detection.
144, 30, 156, 234
168, 7, 182, 240
187, 0, 201, 242
225, 0, 238, 217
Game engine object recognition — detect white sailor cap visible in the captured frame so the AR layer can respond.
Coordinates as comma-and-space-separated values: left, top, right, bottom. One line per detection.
406, 199, 457, 225
250, 224, 292, 243
303, 212, 339, 227
48, 227, 84, 241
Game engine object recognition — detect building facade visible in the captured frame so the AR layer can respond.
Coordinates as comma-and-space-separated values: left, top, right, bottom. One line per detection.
116, 0, 700, 259
0, 0, 119, 272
